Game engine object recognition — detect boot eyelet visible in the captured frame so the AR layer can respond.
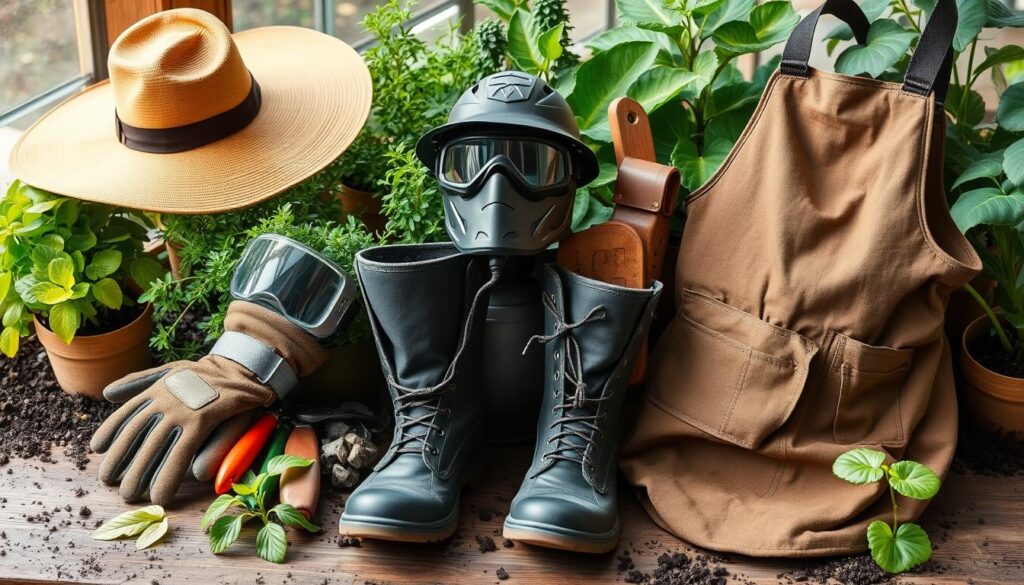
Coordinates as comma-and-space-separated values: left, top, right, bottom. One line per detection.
554, 350, 560, 359
553, 371, 560, 381
438, 429, 446, 437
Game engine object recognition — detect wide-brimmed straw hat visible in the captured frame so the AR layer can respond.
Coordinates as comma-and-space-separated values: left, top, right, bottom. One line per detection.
8, 9, 372, 214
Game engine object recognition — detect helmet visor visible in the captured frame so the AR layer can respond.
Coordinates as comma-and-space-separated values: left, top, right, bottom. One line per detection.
231, 234, 356, 338
441, 137, 568, 188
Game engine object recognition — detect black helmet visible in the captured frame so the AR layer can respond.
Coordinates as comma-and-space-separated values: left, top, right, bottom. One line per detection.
416, 71, 600, 255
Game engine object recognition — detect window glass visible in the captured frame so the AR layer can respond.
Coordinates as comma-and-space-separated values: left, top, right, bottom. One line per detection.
232, 0, 316, 31
0, 0, 89, 129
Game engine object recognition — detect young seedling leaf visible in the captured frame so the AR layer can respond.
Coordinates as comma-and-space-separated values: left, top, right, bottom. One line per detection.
136, 517, 169, 550
256, 522, 287, 564
833, 448, 886, 485
48, 257, 75, 290
232, 482, 254, 496
49, 301, 81, 345
271, 504, 321, 533
201, 494, 240, 531
266, 455, 313, 476
209, 514, 245, 554
93, 505, 165, 540
867, 520, 932, 574
887, 461, 941, 500
538, 24, 565, 62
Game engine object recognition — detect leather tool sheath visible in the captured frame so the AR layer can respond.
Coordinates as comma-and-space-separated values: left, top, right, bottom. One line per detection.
557, 98, 679, 383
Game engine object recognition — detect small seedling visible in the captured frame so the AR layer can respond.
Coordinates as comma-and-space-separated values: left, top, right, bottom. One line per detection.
92, 505, 169, 550
833, 448, 942, 574
202, 454, 319, 563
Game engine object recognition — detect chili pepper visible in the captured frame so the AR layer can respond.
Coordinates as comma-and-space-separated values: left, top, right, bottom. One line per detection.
214, 412, 278, 495
279, 425, 320, 519
253, 421, 293, 500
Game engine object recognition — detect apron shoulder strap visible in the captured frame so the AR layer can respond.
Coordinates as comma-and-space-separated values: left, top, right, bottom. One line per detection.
781, 0, 870, 76
902, 0, 958, 104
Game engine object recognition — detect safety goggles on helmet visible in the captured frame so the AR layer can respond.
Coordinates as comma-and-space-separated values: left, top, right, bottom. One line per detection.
231, 234, 358, 339
438, 136, 571, 195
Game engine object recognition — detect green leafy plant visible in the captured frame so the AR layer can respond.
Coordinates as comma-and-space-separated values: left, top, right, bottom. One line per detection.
378, 143, 449, 244
0, 180, 166, 356
147, 177, 376, 361
477, 0, 577, 82
92, 505, 170, 550
202, 455, 319, 564
833, 448, 942, 574
338, 0, 481, 194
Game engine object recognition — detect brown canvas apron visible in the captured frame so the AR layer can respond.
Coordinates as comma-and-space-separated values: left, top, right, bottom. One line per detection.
619, 0, 981, 557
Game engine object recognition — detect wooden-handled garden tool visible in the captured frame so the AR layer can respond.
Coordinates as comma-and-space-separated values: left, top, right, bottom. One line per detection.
557, 97, 679, 383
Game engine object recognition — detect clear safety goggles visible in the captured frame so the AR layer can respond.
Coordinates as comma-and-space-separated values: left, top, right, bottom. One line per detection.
231, 234, 357, 339
439, 137, 570, 191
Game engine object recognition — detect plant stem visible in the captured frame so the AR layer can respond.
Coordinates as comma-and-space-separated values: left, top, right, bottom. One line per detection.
964, 282, 1014, 353
889, 482, 900, 532
897, 0, 922, 33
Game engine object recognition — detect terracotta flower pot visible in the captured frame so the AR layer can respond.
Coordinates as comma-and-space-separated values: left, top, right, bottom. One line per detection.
336, 183, 387, 235
34, 304, 154, 399
960, 315, 1024, 433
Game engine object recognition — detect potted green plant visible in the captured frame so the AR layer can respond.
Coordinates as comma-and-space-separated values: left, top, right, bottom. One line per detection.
0, 180, 167, 397
336, 0, 481, 233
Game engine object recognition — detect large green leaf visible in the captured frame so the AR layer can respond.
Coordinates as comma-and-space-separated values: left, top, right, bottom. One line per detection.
538, 23, 565, 62
672, 138, 731, 191
1004, 138, 1024, 188
85, 249, 122, 280
49, 301, 80, 345
951, 155, 1005, 190
711, 1, 799, 54
209, 514, 246, 554
507, 10, 544, 74
571, 187, 614, 232
887, 460, 941, 500
567, 41, 661, 141
48, 257, 75, 290
835, 19, 917, 78
833, 448, 886, 485
130, 256, 166, 289
475, 0, 521, 20
256, 522, 287, 564
974, 46, 1024, 80
201, 495, 240, 531
271, 503, 320, 533
947, 84, 987, 127
950, 187, 1024, 231
997, 83, 1024, 132
266, 454, 313, 476
31, 282, 72, 305
860, 0, 893, 21
700, 0, 754, 37
627, 66, 700, 113
92, 278, 123, 310
616, 0, 684, 32
585, 25, 675, 54
988, 0, 1024, 28
867, 521, 932, 574
951, 0, 988, 52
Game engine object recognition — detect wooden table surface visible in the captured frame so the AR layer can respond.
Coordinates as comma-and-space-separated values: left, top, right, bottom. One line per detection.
0, 445, 1021, 585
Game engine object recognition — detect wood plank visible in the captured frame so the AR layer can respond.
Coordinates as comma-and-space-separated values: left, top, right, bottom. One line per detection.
0, 446, 1020, 584
103, 0, 232, 47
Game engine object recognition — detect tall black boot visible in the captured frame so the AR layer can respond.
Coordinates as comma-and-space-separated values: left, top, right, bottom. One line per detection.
339, 243, 498, 542
503, 265, 661, 553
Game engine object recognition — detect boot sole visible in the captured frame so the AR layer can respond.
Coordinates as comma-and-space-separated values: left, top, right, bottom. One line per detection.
502, 516, 620, 554
338, 513, 458, 543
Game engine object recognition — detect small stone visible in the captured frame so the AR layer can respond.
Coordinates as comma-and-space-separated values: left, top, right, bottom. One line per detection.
496, 567, 509, 580
330, 464, 360, 489
322, 436, 349, 464
337, 536, 361, 547
501, 538, 514, 548
343, 432, 369, 447
346, 442, 379, 469
475, 535, 496, 553
78, 506, 91, 518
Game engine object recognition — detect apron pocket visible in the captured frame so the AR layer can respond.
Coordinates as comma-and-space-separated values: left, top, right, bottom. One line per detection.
830, 333, 913, 447
649, 290, 819, 449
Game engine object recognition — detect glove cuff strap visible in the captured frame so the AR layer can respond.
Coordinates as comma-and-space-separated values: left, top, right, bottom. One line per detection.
210, 331, 298, 399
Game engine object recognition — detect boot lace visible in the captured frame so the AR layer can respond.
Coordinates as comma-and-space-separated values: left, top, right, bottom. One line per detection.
388, 261, 502, 456
523, 292, 607, 470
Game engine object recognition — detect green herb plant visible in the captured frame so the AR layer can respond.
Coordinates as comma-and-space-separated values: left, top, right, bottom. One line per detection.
833, 448, 942, 574
202, 455, 319, 564
338, 0, 481, 195
92, 505, 170, 550
476, 0, 577, 82
147, 180, 376, 361
0, 181, 166, 357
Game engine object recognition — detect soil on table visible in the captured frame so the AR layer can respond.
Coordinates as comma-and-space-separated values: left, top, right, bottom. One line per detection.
966, 330, 1024, 378
0, 337, 114, 469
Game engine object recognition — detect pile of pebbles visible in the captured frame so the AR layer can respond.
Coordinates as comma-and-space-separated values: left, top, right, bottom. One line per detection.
318, 420, 380, 489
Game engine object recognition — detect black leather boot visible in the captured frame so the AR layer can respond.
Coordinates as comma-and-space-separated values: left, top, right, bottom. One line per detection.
503, 265, 661, 553
339, 243, 498, 542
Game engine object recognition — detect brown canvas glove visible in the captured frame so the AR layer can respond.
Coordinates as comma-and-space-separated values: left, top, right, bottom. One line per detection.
90, 301, 328, 505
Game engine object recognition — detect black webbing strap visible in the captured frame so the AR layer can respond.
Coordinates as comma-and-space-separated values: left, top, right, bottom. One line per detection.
781, 0, 871, 76
902, 0, 958, 103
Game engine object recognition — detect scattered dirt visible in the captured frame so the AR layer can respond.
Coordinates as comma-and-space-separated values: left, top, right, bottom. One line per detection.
778, 556, 893, 585
476, 535, 496, 553
966, 332, 1024, 378
620, 551, 730, 585
0, 337, 114, 468
953, 424, 1024, 476
496, 566, 509, 580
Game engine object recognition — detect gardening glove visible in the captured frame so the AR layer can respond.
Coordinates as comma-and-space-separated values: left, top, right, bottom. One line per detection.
90, 301, 329, 505
102, 380, 258, 482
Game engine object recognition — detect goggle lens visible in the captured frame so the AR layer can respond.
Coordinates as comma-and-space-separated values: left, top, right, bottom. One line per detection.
441, 138, 568, 188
